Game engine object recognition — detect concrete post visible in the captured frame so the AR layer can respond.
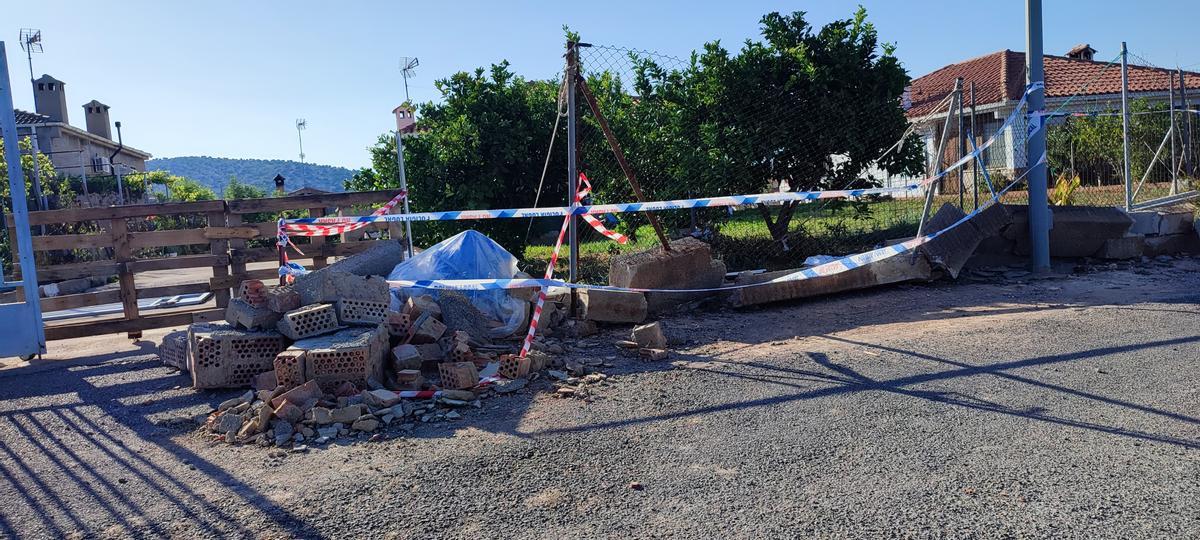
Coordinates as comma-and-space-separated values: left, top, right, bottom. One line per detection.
394, 131, 415, 259
1025, 0, 1051, 271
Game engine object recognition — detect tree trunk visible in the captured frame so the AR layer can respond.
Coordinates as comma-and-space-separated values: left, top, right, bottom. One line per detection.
756, 201, 798, 246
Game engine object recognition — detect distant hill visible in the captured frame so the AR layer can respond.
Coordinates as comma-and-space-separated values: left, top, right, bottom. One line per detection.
147, 156, 355, 194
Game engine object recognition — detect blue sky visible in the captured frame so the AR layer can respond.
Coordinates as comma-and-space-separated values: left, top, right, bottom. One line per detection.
6, 1, 1199, 170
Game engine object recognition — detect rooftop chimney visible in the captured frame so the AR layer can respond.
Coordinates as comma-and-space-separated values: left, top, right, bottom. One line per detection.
392, 104, 415, 134
33, 74, 68, 123
83, 99, 112, 139
1066, 44, 1096, 61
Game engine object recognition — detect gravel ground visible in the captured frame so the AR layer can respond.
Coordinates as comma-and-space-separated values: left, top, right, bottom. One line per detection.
1, 257, 1199, 539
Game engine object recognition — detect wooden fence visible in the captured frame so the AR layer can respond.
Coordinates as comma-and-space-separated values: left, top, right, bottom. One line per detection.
5, 189, 405, 341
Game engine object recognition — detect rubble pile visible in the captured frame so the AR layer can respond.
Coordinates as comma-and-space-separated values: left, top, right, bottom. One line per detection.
159, 238, 684, 449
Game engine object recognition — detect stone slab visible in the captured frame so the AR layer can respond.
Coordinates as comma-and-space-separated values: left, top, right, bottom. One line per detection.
578, 289, 647, 324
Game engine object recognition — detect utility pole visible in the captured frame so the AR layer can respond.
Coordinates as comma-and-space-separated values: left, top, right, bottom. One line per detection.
1120, 42, 1132, 211
565, 41, 579, 283
1180, 68, 1192, 176
1026, 0, 1050, 271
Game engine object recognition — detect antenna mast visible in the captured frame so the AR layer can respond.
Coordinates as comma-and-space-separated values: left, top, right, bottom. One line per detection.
19, 29, 42, 86
399, 57, 419, 103
295, 118, 307, 163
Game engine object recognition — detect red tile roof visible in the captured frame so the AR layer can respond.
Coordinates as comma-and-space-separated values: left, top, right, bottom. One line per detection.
905, 50, 1200, 118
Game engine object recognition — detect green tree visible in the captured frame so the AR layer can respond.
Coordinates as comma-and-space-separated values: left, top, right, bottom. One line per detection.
0, 135, 64, 206
588, 9, 924, 241
224, 175, 267, 200
347, 63, 567, 253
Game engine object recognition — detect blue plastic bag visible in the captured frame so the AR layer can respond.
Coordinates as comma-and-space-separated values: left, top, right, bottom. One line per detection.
387, 230, 528, 337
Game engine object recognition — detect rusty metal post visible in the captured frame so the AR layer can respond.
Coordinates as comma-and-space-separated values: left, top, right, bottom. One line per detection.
566, 41, 580, 281
575, 76, 671, 251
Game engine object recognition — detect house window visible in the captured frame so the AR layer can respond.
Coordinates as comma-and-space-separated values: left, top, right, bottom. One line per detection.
38, 83, 44, 91
47, 83, 55, 91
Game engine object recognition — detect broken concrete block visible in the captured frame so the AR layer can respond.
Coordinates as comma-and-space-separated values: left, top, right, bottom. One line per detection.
331, 405, 364, 424
335, 298, 389, 326
253, 371, 278, 392
578, 289, 648, 323
609, 237, 715, 289
1143, 232, 1200, 257
277, 304, 340, 340
364, 389, 400, 408
273, 401, 304, 424
265, 285, 301, 313
639, 348, 669, 361
386, 311, 411, 338
188, 323, 288, 389
404, 295, 442, 321
644, 258, 727, 313
499, 355, 530, 380
1007, 205, 1132, 258
273, 349, 307, 390
310, 407, 333, 424
1097, 234, 1146, 260
439, 291, 492, 340
351, 416, 380, 432
395, 369, 424, 390
270, 380, 322, 410
631, 322, 667, 349
920, 202, 1010, 278
527, 350, 550, 372
158, 330, 189, 371
1157, 211, 1195, 235
294, 270, 390, 306
226, 298, 283, 330
306, 239, 406, 280
415, 343, 444, 363
408, 312, 446, 344
293, 326, 388, 393
727, 252, 934, 308
237, 279, 268, 308
438, 361, 479, 390
391, 344, 422, 371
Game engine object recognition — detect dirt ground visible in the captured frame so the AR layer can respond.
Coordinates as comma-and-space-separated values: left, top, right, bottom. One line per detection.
1, 257, 1199, 539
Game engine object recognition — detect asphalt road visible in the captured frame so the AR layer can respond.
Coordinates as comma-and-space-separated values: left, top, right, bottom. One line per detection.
1, 257, 1198, 538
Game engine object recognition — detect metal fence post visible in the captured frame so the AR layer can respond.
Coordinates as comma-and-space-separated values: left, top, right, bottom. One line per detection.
566, 41, 579, 283
1170, 71, 1178, 195
1025, 0, 1050, 270
956, 78, 966, 210
970, 81, 979, 210
1120, 42, 1132, 211
915, 78, 960, 240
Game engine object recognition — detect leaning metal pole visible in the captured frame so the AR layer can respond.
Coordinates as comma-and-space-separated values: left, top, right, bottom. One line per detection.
970, 82, 980, 210
566, 41, 579, 283
1026, 0, 1050, 270
1120, 41, 1133, 211
957, 79, 966, 210
1170, 71, 1178, 195
915, 79, 959, 240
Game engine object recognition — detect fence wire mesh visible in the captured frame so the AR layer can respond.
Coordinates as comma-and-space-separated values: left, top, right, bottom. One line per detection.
564, 43, 933, 283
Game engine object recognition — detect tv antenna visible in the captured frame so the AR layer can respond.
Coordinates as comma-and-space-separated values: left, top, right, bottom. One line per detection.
295, 118, 307, 163
19, 28, 42, 84
399, 56, 419, 103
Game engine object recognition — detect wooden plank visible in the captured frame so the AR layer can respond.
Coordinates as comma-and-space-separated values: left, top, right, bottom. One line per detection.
109, 218, 141, 339
128, 228, 210, 249
232, 239, 386, 265
227, 213, 248, 296
126, 254, 229, 273
37, 261, 120, 281
224, 189, 403, 214
31, 233, 112, 251
203, 226, 261, 240
208, 210, 232, 308
37, 282, 214, 313
10, 199, 225, 227
40, 290, 122, 312
45, 308, 224, 341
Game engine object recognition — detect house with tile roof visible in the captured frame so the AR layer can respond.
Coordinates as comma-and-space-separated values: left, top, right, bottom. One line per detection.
901, 46, 1200, 191
3, 74, 151, 179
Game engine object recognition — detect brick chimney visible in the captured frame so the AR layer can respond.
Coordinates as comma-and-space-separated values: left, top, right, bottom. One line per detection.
392, 104, 415, 134
1066, 44, 1096, 61
83, 99, 112, 139
33, 74, 68, 123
